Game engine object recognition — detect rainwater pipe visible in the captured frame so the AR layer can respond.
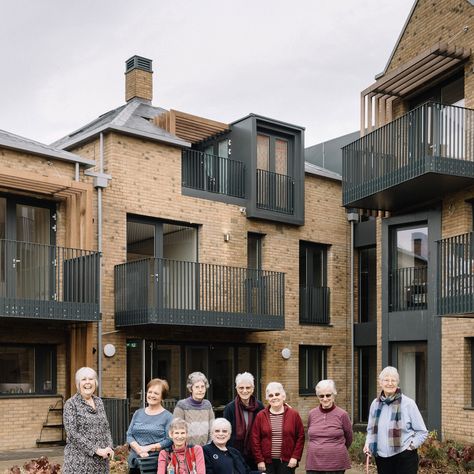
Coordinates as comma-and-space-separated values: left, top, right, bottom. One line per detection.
346, 209, 359, 422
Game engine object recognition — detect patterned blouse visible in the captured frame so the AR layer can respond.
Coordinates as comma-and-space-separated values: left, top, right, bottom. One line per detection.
63, 393, 113, 474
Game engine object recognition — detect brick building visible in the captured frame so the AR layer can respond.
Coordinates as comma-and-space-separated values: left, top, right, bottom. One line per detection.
345, 0, 474, 442
0, 56, 352, 448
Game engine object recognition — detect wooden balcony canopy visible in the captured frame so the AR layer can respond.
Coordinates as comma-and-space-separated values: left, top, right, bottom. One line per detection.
362, 43, 471, 133
155, 109, 229, 144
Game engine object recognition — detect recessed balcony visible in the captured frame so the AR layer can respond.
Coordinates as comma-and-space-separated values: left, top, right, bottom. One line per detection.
343, 102, 474, 211
438, 232, 474, 316
182, 149, 245, 198
114, 258, 285, 330
0, 239, 100, 321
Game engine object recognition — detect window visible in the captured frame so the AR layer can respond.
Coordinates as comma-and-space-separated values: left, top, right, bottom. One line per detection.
0, 344, 56, 395
358, 346, 377, 421
391, 341, 427, 419
470, 338, 474, 408
299, 242, 329, 324
390, 224, 428, 311
299, 346, 327, 395
359, 247, 376, 322
247, 233, 263, 270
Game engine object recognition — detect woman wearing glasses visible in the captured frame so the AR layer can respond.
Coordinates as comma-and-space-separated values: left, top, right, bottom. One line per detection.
250, 382, 305, 473
305, 379, 353, 474
363, 366, 427, 474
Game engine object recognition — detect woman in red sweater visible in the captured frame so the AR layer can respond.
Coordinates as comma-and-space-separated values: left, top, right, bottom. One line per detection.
250, 382, 305, 473
305, 379, 353, 473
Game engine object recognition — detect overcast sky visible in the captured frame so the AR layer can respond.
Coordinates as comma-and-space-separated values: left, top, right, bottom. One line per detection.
1, 0, 415, 147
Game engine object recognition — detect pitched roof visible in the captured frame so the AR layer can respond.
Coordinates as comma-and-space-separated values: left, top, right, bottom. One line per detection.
52, 98, 191, 150
305, 161, 342, 182
0, 128, 95, 166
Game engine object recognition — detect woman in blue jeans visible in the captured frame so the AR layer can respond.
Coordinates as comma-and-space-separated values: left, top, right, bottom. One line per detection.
363, 366, 428, 474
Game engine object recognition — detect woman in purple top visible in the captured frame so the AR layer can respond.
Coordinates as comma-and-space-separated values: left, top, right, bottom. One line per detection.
305, 379, 353, 474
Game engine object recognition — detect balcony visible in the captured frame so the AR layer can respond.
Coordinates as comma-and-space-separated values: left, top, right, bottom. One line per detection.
343, 102, 474, 211
438, 232, 474, 316
0, 239, 100, 321
256, 169, 294, 214
182, 149, 245, 198
299, 286, 330, 324
114, 258, 285, 329
389, 266, 428, 312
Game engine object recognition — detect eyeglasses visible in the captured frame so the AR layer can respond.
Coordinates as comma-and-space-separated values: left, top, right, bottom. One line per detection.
268, 392, 281, 398
318, 394, 333, 399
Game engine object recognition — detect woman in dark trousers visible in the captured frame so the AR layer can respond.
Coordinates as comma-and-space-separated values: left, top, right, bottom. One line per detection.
364, 366, 428, 474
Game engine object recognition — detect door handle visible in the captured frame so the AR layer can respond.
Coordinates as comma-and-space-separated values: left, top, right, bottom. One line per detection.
12, 258, 21, 268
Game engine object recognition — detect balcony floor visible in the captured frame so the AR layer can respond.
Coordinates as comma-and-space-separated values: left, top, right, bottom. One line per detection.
116, 308, 284, 330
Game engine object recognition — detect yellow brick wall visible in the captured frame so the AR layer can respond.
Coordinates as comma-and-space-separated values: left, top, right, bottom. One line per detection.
75, 131, 351, 426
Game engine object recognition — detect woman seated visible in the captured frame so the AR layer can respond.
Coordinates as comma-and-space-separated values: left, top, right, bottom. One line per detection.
158, 417, 205, 474
203, 418, 257, 474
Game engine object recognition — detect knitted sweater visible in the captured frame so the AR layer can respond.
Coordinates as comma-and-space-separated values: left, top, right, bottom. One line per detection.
173, 397, 214, 446
305, 405, 352, 471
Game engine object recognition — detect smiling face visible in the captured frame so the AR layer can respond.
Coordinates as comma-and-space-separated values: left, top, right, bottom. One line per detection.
191, 380, 207, 401
79, 375, 96, 399
236, 382, 254, 404
317, 391, 335, 409
146, 383, 163, 407
212, 426, 231, 448
170, 427, 187, 449
380, 375, 399, 397
267, 389, 285, 411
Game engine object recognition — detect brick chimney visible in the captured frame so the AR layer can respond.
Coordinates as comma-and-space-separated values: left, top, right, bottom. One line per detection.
125, 55, 153, 103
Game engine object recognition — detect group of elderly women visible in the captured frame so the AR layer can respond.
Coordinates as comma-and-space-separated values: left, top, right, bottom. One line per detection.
63, 365, 427, 474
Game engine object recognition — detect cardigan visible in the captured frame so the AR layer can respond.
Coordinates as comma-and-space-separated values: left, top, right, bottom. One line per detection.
157, 444, 205, 474
305, 405, 353, 471
250, 404, 305, 465
203, 441, 253, 474
173, 397, 215, 446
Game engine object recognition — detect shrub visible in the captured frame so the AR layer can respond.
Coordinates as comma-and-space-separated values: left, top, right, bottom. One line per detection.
3, 456, 60, 474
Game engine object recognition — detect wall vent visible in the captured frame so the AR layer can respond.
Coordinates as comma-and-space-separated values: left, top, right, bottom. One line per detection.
125, 55, 153, 73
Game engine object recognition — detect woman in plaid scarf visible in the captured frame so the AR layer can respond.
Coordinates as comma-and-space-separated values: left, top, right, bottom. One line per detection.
363, 366, 427, 474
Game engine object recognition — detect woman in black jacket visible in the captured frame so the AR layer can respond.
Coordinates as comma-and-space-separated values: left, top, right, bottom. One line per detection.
223, 372, 264, 469
203, 418, 257, 474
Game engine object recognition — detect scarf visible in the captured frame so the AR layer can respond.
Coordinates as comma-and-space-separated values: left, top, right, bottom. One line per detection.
234, 395, 259, 457
367, 388, 402, 456
165, 445, 196, 474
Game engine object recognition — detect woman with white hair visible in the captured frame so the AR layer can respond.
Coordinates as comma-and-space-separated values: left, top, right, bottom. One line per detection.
223, 372, 264, 468
250, 382, 305, 473
203, 418, 255, 474
173, 371, 214, 446
63, 367, 114, 474
363, 366, 428, 474
305, 379, 353, 473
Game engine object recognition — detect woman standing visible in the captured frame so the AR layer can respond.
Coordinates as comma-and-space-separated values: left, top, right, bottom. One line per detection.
126, 378, 173, 473
157, 417, 205, 474
364, 366, 428, 474
251, 382, 305, 473
305, 379, 353, 474
223, 372, 264, 468
173, 371, 214, 446
63, 367, 114, 474
203, 418, 254, 474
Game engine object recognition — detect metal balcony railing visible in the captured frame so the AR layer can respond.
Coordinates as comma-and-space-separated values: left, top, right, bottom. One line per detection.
115, 258, 285, 329
343, 102, 474, 206
389, 265, 428, 312
299, 286, 330, 324
0, 239, 100, 321
438, 232, 474, 315
256, 169, 294, 214
182, 149, 246, 198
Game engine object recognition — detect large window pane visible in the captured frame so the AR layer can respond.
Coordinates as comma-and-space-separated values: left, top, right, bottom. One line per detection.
257, 135, 270, 170
394, 225, 428, 269
359, 346, 377, 421
299, 346, 327, 395
209, 346, 233, 408
275, 139, 288, 175
359, 247, 376, 322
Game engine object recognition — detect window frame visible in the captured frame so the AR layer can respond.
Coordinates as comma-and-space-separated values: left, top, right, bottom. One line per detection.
298, 345, 328, 396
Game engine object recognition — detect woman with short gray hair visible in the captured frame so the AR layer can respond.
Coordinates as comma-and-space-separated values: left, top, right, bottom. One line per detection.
173, 371, 214, 445
251, 382, 305, 473
306, 379, 352, 473
364, 366, 428, 474
223, 372, 264, 469
63, 367, 114, 473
